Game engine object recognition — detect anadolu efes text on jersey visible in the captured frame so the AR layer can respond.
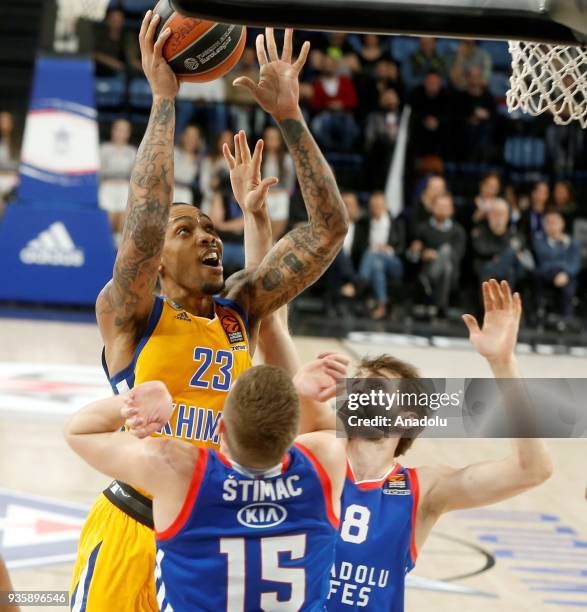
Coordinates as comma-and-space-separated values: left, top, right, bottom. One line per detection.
327, 464, 420, 612
102, 296, 253, 450
155, 444, 340, 612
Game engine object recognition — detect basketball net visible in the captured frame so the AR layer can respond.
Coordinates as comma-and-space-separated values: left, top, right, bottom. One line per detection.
507, 41, 587, 128
54, 0, 110, 53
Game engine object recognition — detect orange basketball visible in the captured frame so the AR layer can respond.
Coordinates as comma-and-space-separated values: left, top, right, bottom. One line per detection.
153, 0, 246, 83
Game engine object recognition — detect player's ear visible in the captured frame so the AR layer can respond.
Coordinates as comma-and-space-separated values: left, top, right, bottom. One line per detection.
218, 418, 229, 454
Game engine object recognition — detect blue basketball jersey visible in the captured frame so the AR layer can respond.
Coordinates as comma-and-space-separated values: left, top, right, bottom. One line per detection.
326, 463, 419, 611
155, 443, 340, 611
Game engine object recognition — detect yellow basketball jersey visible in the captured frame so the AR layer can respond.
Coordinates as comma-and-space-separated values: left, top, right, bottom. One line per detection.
102, 296, 253, 449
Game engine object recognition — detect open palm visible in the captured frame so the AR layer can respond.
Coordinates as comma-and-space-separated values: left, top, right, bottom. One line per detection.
121, 380, 173, 439
463, 280, 522, 364
223, 130, 278, 214
233, 28, 310, 122
293, 352, 350, 402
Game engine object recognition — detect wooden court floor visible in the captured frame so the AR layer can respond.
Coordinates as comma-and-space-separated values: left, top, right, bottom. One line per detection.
0, 318, 585, 611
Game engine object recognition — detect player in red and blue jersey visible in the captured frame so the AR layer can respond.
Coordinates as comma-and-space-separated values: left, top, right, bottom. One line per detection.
65, 363, 347, 611
287, 280, 553, 611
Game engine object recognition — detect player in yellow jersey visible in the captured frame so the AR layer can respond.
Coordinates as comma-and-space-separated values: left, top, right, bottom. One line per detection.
70, 13, 348, 612
0, 555, 19, 612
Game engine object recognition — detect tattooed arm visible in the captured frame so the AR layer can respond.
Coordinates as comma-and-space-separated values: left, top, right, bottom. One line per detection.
96, 11, 178, 359
228, 29, 348, 325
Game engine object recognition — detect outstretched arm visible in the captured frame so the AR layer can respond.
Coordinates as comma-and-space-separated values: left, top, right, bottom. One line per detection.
64, 381, 175, 494
223, 130, 277, 270
228, 29, 348, 324
419, 281, 552, 523
96, 10, 178, 344
293, 352, 350, 435
223, 130, 297, 369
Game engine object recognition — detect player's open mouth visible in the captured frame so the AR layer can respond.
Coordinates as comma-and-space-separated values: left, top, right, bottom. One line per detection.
201, 250, 222, 268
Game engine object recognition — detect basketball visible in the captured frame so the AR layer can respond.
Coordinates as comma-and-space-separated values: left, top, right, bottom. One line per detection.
153, 0, 246, 83
4, 0, 587, 609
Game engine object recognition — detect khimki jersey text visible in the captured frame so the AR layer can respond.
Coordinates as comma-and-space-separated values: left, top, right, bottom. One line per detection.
157, 403, 221, 444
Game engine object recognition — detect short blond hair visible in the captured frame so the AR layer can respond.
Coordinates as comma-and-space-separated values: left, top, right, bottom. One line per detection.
223, 365, 300, 465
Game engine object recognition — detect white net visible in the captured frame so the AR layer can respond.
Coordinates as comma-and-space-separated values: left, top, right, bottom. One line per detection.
59, 0, 111, 21
54, 0, 110, 53
507, 41, 587, 128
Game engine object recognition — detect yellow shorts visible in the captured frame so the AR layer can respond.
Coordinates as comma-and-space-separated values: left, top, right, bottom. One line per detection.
70, 494, 158, 612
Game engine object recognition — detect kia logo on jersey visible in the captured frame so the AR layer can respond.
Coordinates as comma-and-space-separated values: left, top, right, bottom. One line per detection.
237, 503, 288, 529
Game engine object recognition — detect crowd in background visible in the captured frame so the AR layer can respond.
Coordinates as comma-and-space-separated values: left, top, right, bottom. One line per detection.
1, 1, 586, 329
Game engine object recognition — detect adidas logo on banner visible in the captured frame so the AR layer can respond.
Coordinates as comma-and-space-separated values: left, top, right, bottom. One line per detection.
20, 222, 84, 267
175, 312, 191, 322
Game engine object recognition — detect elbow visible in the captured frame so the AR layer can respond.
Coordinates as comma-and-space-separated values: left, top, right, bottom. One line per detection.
63, 416, 76, 447
332, 199, 350, 242
521, 458, 554, 488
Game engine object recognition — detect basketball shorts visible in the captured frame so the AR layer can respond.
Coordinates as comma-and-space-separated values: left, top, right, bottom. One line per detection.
70, 493, 158, 612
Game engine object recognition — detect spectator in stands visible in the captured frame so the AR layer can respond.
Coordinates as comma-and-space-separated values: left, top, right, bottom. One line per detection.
409, 193, 466, 317
471, 172, 502, 226
310, 56, 358, 109
534, 210, 582, 321
552, 179, 577, 229
356, 35, 392, 73
323, 191, 364, 314
209, 189, 245, 275
447, 39, 492, 91
93, 8, 141, 77
310, 33, 358, 75
409, 71, 450, 157
412, 174, 447, 229
0, 111, 19, 209
98, 118, 137, 244
545, 121, 584, 175
309, 55, 359, 151
174, 125, 206, 206
406, 38, 446, 87
176, 79, 227, 143
364, 88, 401, 190
0, 111, 19, 171
471, 199, 528, 286
225, 47, 261, 134
454, 66, 497, 157
356, 191, 406, 320
200, 130, 233, 214
504, 183, 523, 229
520, 180, 550, 245
262, 126, 296, 240
356, 58, 403, 120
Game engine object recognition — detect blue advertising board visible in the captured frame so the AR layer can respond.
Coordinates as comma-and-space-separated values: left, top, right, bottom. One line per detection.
0, 206, 114, 305
18, 56, 100, 209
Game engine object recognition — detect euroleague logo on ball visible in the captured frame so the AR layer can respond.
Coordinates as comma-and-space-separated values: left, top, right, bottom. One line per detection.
184, 57, 199, 71
221, 314, 244, 344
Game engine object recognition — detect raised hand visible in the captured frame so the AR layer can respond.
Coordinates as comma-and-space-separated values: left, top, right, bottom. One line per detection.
462, 279, 522, 366
139, 10, 179, 99
120, 380, 173, 439
233, 28, 310, 122
223, 130, 279, 214
293, 352, 350, 402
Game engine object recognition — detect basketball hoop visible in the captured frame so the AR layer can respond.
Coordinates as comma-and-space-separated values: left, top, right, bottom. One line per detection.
507, 41, 587, 128
54, 0, 110, 53
59, 0, 110, 22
